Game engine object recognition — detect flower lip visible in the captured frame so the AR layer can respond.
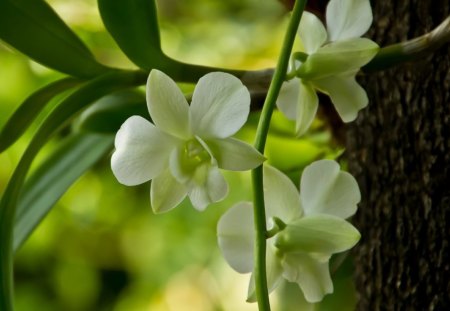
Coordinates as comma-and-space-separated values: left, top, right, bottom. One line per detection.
169, 136, 213, 185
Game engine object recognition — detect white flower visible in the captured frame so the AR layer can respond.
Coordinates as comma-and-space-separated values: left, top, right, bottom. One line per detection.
111, 69, 265, 213
277, 0, 380, 136
217, 160, 361, 303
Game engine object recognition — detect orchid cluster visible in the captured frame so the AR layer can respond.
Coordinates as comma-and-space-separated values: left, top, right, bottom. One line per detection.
218, 161, 361, 302
111, 0, 374, 305
277, 0, 379, 136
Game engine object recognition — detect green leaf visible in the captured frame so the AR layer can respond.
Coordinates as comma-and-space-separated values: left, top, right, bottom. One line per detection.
98, 0, 170, 70
0, 70, 145, 310
75, 90, 148, 133
14, 133, 113, 252
0, 0, 109, 78
98, 0, 247, 83
0, 78, 81, 152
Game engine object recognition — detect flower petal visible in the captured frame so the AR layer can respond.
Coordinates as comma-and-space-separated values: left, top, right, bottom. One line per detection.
277, 79, 318, 136
295, 81, 318, 137
190, 72, 250, 138
246, 243, 284, 302
275, 214, 361, 255
150, 168, 188, 214
298, 11, 328, 53
205, 138, 265, 171
146, 69, 191, 139
313, 73, 368, 122
263, 165, 302, 222
297, 38, 379, 80
282, 253, 333, 303
111, 116, 178, 186
326, 0, 373, 41
169, 145, 189, 183
217, 202, 255, 273
300, 160, 361, 218
188, 165, 228, 211
277, 78, 300, 120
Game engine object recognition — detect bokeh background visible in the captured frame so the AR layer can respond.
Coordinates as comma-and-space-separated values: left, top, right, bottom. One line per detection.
0, 0, 355, 310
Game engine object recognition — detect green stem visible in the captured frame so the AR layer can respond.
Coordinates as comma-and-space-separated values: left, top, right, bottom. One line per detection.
363, 16, 450, 72
251, 1, 307, 310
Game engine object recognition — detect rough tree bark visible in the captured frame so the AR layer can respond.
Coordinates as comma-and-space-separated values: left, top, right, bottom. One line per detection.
347, 0, 450, 310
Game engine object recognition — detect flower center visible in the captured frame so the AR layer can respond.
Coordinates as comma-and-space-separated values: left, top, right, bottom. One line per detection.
183, 139, 211, 167
174, 139, 212, 185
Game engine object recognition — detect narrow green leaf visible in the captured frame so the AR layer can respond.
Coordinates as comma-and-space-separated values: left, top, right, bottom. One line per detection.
0, 70, 146, 310
0, 0, 109, 77
98, 0, 171, 70
99, 0, 248, 83
75, 90, 148, 133
14, 133, 113, 252
0, 78, 81, 152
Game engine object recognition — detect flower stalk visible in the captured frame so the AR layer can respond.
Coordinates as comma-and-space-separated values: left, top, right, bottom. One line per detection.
251, 0, 307, 310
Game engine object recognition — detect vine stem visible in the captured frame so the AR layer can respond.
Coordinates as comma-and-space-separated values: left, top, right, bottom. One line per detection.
251, 1, 307, 310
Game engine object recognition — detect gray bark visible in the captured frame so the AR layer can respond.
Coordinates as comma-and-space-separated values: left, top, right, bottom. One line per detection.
347, 1, 450, 310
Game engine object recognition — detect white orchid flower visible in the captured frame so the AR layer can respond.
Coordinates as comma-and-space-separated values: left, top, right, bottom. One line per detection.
217, 160, 361, 303
277, 0, 380, 136
111, 69, 265, 213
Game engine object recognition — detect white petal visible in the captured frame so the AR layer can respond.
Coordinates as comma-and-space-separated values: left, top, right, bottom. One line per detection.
146, 69, 191, 139
205, 166, 229, 202
246, 243, 284, 302
188, 165, 228, 211
190, 72, 250, 138
298, 11, 328, 53
297, 38, 379, 80
295, 81, 318, 137
150, 169, 188, 214
246, 274, 257, 303
217, 202, 255, 273
275, 214, 361, 254
313, 74, 368, 122
111, 116, 178, 186
266, 244, 284, 294
263, 165, 302, 222
282, 253, 333, 303
326, 0, 373, 41
276, 78, 299, 120
205, 138, 265, 171
169, 145, 189, 183
300, 160, 360, 218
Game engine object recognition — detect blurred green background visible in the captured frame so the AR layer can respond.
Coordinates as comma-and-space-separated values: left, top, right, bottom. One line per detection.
0, 0, 354, 310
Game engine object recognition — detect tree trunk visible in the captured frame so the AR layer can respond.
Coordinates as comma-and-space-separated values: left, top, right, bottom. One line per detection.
347, 1, 450, 310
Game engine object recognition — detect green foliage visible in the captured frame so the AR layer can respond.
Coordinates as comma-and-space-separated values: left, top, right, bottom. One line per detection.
98, 0, 170, 71
0, 78, 81, 152
75, 90, 148, 133
0, 0, 109, 78
14, 133, 113, 252
0, 71, 145, 310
